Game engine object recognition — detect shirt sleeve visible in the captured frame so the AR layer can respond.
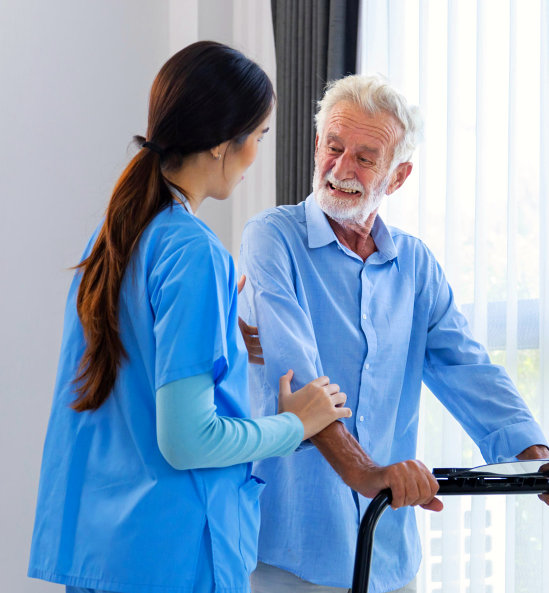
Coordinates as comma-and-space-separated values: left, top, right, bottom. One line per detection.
422, 256, 548, 463
148, 234, 232, 390
239, 218, 330, 451
156, 372, 304, 469
239, 218, 324, 402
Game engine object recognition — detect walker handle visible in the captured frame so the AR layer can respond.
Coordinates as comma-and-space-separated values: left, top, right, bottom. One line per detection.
351, 473, 549, 593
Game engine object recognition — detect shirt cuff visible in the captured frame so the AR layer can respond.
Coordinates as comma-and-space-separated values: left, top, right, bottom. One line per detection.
477, 420, 549, 463
278, 412, 305, 454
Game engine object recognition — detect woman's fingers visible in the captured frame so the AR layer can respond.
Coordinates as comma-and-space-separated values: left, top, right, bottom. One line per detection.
237, 274, 246, 294
334, 405, 352, 419
312, 376, 330, 387
278, 374, 353, 439
278, 370, 293, 399
330, 391, 347, 406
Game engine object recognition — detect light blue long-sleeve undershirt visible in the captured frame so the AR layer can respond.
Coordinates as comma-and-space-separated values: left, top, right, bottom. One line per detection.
156, 372, 304, 470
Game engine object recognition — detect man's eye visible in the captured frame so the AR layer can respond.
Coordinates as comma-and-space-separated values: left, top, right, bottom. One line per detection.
328, 146, 341, 153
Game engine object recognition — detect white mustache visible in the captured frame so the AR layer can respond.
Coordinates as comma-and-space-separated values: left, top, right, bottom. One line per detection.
325, 171, 364, 194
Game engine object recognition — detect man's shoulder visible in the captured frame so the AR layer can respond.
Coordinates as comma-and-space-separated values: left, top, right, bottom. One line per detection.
388, 224, 436, 260
243, 202, 307, 243
246, 201, 306, 228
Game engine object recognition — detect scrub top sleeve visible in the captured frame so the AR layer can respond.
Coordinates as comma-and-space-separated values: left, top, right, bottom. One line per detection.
157, 373, 304, 469
149, 236, 232, 390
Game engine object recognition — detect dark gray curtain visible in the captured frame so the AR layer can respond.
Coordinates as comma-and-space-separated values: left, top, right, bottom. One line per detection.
271, 0, 360, 205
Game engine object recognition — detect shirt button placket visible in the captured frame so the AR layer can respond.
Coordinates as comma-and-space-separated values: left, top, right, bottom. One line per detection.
358, 266, 372, 447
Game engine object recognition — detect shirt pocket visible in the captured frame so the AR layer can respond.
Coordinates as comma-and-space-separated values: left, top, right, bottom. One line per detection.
238, 474, 266, 573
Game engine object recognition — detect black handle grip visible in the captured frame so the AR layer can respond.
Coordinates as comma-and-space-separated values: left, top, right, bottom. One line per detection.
351, 475, 549, 593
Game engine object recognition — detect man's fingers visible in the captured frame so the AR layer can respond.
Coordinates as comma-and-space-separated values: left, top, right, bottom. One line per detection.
326, 383, 340, 395
413, 471, 439, 507
237, 317, 264, 364
384, 460, 439, 509
238, 316, 259, 336
420, 497, 444, 512
243, 341, 263, 355
248, 354, 265, 365
401, 478, 420, 508
389, 479, 405, 509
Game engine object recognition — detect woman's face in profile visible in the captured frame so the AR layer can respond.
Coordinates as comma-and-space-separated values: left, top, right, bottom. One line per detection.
219, 115, 271, 198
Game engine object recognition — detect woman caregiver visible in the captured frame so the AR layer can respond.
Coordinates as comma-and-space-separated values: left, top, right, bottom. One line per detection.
28, 41, 350, 593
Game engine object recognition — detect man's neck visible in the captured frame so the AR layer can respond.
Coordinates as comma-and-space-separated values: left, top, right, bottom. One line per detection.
327, 211, 378, 261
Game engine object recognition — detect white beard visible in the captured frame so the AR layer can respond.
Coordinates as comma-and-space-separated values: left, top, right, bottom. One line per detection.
313, 167, 390, 225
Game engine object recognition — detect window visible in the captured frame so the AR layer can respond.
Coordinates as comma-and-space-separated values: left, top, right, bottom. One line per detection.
358, 1, 549, 590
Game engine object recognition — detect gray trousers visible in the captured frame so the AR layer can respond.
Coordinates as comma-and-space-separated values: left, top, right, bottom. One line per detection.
251, 561, 417, 593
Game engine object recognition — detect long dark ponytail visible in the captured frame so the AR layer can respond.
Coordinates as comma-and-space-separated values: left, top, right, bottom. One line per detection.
72, 41, 274, 411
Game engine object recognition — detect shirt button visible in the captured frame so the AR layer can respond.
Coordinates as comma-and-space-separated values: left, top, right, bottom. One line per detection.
365, 363, 370, 370
362, 313, 367, 320
359, 415, 365, 422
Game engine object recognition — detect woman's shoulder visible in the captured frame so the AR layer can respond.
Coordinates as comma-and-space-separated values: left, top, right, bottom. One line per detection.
149, 205, 227, 254
138, 205, 232, 280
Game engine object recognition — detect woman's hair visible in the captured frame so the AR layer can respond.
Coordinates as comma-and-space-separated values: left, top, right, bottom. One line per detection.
72, 41, 274, 411
315, 73, 423, 168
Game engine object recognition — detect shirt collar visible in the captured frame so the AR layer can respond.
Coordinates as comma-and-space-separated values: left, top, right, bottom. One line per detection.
305, 193, 399, 266
167, 183, 194, 215
305, 194, 338, 249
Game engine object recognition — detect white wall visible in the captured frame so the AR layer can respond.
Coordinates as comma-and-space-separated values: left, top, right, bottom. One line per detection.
1, 1, 276, 591
1, 1, 174, 591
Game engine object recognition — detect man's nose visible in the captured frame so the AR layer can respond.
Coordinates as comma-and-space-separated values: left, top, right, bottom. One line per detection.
331, 151, 355, 180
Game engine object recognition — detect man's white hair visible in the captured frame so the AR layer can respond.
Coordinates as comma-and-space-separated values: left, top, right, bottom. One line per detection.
315, 74, 424, 167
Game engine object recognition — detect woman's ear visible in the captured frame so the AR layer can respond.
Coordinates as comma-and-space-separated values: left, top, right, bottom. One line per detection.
210, 146, 222, 161
209, 141, 230, 161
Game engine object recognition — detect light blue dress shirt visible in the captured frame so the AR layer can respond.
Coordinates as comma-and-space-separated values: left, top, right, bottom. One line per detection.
238, 194, 548, 593
29, 202, 299, 593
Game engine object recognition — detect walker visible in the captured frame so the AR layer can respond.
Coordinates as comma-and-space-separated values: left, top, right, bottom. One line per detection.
351, 460, 549, 593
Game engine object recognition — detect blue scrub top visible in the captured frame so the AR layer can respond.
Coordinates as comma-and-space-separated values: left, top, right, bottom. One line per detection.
29, 203, 262, 593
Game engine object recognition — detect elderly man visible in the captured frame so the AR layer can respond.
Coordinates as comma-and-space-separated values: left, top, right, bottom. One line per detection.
238, 74, 549, 593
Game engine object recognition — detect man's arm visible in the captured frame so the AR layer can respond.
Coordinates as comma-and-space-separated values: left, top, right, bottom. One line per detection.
422, 255, 549, 504
312, 422, 442, 510
517, 445, 549, 460
239, 217, 441, 510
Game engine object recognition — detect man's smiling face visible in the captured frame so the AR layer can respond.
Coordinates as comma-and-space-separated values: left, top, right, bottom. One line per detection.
313, 101, 403, 225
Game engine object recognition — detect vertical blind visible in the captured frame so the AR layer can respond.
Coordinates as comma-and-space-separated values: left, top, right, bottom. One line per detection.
358, 1, 548, 592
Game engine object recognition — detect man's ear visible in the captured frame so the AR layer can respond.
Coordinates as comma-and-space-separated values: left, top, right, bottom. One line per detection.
386, 162, 413, 195
314, 134, 319, 157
